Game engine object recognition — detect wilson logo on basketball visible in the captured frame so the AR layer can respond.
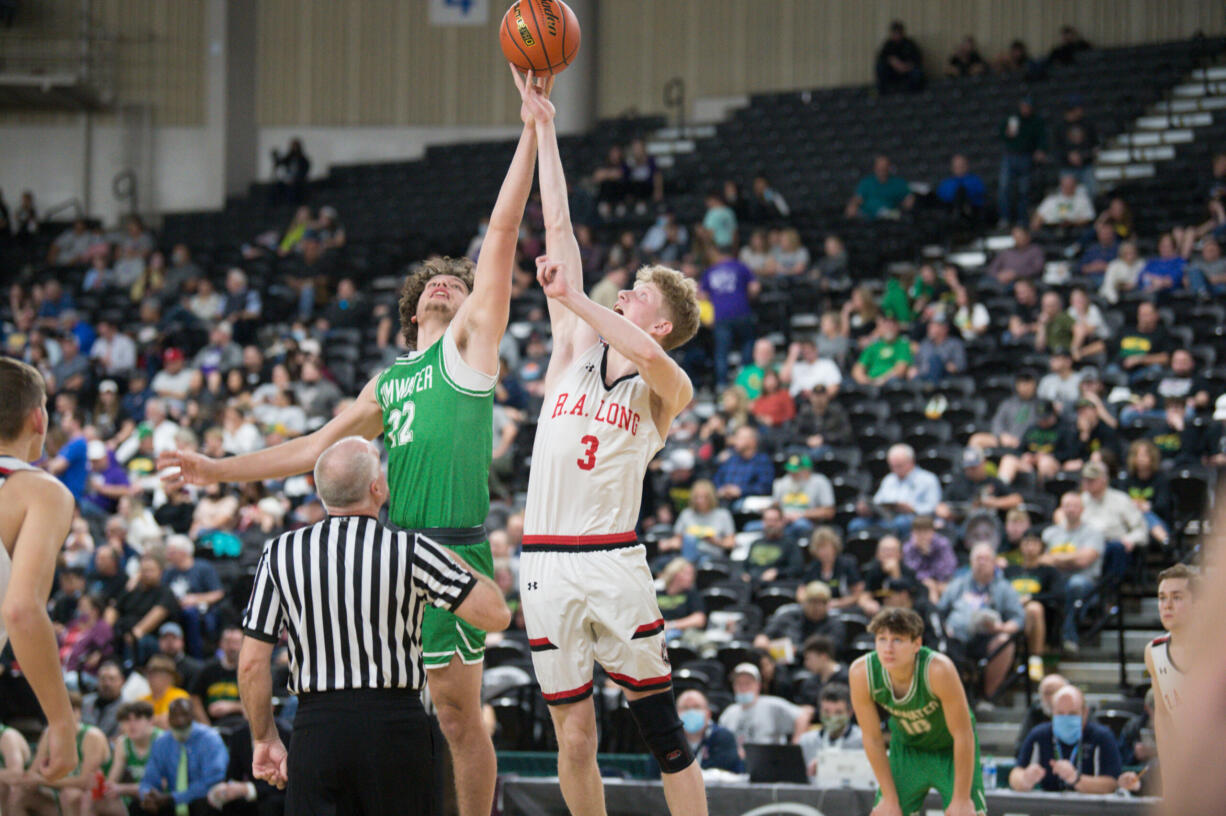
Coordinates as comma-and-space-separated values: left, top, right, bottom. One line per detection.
514, 7, 536, 46
540, 0, 559, 35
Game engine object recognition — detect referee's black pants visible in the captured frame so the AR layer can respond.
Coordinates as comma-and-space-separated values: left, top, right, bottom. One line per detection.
288, 688, 434, 816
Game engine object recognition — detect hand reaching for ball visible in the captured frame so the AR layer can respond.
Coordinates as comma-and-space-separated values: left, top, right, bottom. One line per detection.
511, 66, 555, 126
536, 255, 571, 300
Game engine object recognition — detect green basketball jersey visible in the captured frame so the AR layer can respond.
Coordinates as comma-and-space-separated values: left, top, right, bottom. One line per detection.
122, 729, 161, 782
866, 646, 968, 752
375, 327, 496, 530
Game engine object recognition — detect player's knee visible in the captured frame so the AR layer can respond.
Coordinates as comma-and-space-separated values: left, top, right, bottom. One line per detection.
436, 698, 482, 741
555, 716, 599, 762
628, 690, 695, 774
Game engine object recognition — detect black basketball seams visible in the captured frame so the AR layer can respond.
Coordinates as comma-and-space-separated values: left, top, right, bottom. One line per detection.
525, 0, 555, 74
504, 6, 540, 72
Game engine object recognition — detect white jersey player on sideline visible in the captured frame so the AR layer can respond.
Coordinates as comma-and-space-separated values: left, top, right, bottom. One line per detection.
1121, 562, 1195, 794
515, 81, 707, 816
0, 358, 81, 784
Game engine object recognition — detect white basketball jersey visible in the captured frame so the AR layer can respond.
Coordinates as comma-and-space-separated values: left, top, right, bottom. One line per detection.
1150, 635, 1184, 713
524, 343, 663, 538
0, 456, 38, 653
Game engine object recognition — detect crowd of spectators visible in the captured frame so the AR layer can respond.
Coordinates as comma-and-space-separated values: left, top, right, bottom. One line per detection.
0, 23, 1215, 803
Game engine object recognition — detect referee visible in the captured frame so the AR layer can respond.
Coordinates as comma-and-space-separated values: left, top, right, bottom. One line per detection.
237, 436, 510, 815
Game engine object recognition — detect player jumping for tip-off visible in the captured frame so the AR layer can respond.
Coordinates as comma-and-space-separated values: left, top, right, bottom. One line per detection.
158, 66, 549, 816
850, 608, 987, 816
517, 73, 706, 815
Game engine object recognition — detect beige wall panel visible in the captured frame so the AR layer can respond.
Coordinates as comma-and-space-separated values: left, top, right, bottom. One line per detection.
0, 0, 204, 125
594, 0, 1226, 119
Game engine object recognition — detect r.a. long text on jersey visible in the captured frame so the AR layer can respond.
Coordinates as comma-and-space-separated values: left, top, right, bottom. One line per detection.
524, 343, 663, 538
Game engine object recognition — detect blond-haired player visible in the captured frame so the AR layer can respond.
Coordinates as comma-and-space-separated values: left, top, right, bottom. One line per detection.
0, 358, 79, 785
1121, 562, 1195, 794
518, 85, 706, 816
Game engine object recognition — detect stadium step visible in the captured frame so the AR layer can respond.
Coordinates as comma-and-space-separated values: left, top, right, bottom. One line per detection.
1095, 163, 1156, 182
1190, 65, 1226, 81
1172, 80, 1226, 97
1098, 145, 1176, 163
1114, 129, 1193, 146
976, 722, 1019, 755
1135, 111, 1213, 130
1058, 660, 1147, 689
1079, 629, 1164, 661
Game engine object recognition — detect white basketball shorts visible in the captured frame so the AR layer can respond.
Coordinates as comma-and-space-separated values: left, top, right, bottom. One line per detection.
519, 534, 672, 705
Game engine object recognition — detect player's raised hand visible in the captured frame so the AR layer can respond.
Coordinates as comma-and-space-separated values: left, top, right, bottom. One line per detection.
510, 65, 556, 125
536, 255, 572, 300
156, 447, 219, 490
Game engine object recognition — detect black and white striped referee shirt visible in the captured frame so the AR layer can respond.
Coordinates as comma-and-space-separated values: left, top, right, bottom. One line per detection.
241, 514, 476, 694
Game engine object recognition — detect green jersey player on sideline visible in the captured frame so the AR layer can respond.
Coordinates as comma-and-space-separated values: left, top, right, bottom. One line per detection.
158, 68, 552, 816
850, 608, 987, 816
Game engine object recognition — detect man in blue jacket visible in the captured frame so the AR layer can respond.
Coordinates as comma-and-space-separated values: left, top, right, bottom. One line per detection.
139, 697, 228, 814
676, 691, 743, 773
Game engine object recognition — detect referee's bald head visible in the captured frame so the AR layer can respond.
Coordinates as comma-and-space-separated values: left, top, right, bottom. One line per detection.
314, 436, 386, 513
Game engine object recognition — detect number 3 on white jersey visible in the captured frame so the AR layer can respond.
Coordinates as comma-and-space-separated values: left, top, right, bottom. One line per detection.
388, 402, 416, 447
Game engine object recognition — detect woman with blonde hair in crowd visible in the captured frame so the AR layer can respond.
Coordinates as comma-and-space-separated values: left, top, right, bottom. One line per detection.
802, 526, 864, 611
661, 480, 737, 564
1123, 438, 1172, 548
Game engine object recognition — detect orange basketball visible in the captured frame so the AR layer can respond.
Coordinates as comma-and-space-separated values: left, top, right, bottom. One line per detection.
500, 0, 580, 77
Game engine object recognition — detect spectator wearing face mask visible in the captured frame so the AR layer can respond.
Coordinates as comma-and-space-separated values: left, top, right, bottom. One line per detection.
1010, 685, 1121, 793
674, 690, 743, 773
718, 663, 811, 747
799, 684, 863, 779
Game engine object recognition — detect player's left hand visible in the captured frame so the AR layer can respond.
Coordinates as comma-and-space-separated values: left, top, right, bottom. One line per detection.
536, 255, 571, 300
944, 797, 977, 816
1118, 771, 1141, 793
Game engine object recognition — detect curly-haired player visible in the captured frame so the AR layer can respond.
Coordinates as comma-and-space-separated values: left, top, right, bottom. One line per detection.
158, 67, 550, 816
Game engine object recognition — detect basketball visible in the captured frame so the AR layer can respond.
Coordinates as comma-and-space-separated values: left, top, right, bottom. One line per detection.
500, 0, 580, 76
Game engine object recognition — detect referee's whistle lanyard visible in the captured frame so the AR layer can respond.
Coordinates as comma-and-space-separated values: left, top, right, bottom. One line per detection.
1052, 734, 1082, 790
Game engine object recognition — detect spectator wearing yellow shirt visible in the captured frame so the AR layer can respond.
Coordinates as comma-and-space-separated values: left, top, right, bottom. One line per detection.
141, 655, 190, 730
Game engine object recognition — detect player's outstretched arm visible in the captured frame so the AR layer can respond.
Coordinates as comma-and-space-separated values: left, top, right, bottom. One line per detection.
454, 70, 540, 377
1, 473, 77, 783
928, 654, 977, 816
849, 659, 902, 816
158, 374, 386, 489
524, 72, 600, 385
537, 257, 692, 420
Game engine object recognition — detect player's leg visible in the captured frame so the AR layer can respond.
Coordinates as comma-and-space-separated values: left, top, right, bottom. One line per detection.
422, 540, 497, 816
548, 698, 606, 816
623, 687, 707, 816
931, 739, 988, 816
522, 550, 603, 816
427, 655, 496, 816
882, 741, 931, 816
592, 548, 706, 816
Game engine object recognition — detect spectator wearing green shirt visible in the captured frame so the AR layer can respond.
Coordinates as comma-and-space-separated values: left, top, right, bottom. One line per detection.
1034, 290, 1075, 353
852, 317, 913, 384
735, 338, 776, 400
999, 96, 1049, 226
845, 156, 914, 219
703, 189, 738, 250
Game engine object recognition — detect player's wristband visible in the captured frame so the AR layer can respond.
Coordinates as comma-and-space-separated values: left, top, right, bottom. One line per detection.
1071, 771, 1082, 788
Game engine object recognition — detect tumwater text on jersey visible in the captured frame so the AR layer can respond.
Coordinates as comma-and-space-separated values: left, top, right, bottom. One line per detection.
884, 698, 941, 722
380, 365, 434, 405
549, 392, 643, 435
